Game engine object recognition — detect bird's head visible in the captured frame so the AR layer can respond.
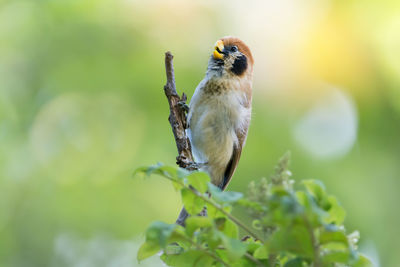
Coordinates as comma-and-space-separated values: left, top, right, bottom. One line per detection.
207, 37, 254, 78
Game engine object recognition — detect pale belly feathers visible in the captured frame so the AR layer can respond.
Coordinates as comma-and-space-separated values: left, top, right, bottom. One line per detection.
187, 85, 250, 185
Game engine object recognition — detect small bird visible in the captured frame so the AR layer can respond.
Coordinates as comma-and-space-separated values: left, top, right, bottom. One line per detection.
176, 37, 254, 225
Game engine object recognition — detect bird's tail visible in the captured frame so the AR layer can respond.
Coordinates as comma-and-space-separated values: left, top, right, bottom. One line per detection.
176, 207, 189, 226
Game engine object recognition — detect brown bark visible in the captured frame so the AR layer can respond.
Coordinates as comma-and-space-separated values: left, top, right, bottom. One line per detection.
163, 51, 198, 171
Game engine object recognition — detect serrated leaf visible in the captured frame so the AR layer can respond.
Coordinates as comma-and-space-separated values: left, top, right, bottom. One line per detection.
181, 188, 205, 215
137, 241, 160, 261
208, 183, 243, 203
187, 171, 210, 193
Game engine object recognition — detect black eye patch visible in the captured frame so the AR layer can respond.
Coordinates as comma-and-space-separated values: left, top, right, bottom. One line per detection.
231, 55, 248, 76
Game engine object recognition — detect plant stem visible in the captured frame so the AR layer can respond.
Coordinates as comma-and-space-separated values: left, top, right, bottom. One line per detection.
188, 186, 265, 243
268, 254, 277, 267
214, 247, 266, 267
245, 252, 267, 266
163, 175, 264, 242
304, 216, 320, 267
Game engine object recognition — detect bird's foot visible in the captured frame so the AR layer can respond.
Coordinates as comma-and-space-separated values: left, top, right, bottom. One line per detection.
186, 161, 208, 170
177, 101, 189, 113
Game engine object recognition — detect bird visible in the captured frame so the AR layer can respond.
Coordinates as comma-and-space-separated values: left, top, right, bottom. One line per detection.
176, 37, 254, 226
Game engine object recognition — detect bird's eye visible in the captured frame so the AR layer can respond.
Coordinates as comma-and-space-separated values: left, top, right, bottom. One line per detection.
231, 46, 238, 52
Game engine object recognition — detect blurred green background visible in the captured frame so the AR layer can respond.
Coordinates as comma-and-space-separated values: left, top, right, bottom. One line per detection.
1, 0, 399, 266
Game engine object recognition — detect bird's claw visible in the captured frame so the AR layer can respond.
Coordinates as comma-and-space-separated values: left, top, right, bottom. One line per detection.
186, 161, 207, 170
177, 101, 189, 113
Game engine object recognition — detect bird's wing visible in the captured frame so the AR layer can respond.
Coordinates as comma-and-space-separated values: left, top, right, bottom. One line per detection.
220, 115, 250, 190
220, 83, 252, 190
220, 85, 252, 190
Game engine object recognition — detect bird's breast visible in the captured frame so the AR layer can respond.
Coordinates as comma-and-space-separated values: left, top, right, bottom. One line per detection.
188, 85, 251, 166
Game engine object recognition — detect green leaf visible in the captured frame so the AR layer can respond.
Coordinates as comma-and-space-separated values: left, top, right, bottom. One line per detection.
161, 250, 216, 267
320, 225, 349, 248
168, 226, 190, 247
253, 245, 269, 259
219, 234, 248, 261
137, 241, 160, 261
269, 225, 313, 258
165, 244, 184, 255
134, 163, 182, 181
303, 180, 330, 210
214, 217, 239, 239
215, 249, 230, 264
201, 227, 223, 250
206, 201, 227, 219
134, 164, 192, 191
208, 183, 243, 203
303, 180, 326, 199
145, 221, 176, 248
353, 254, 373, 267
176, 167, 191, 178
136, 158, 368, 267
321, 250, 352, 264
322, 247, 359, 265
171, 180, 184, 191
283, 258, 305, 267
296, 191, 325, 227
245, 241, 263, 254
295, 191, 308, 207
232, 257, 257, 267
181, 188, 205, 215
324, 195, 346, 225
185, 216, 213, 237
187, 171, 210, 193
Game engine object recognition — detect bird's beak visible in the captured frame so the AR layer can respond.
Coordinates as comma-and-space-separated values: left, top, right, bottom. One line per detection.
213, 40, 224, 60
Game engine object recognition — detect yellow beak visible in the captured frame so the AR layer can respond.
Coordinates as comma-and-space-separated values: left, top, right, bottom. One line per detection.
213, 40, 224, 60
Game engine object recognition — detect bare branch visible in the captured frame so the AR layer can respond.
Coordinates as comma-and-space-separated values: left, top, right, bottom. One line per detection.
163, 51, 198, 171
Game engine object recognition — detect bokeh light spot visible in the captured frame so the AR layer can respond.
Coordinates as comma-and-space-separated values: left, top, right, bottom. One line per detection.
293, 87, 358, 159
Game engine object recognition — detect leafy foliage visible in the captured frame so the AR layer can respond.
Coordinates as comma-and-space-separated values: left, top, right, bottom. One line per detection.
135, 154, 372, 267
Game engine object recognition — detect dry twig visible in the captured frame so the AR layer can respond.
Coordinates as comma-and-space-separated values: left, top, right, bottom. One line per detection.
163, 51, 198, 171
